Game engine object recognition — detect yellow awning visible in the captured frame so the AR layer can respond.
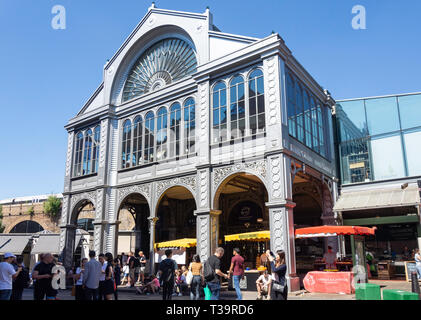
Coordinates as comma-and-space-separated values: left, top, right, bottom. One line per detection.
224, 230, 270, 242
154, 238, 197, 249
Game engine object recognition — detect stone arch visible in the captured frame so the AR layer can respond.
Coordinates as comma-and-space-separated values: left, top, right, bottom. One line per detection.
155, 184, 198, 244
212, 169, 268, 210
154, 176, 197, 213
69, 197, 96, 227
116, 184, 152, 215
4, 217, 48, 234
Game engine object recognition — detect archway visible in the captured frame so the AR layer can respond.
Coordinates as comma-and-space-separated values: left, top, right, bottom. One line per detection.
155, 186, 197, 269
214, 172, 269, 270
66, 199, 96, 268
9, 220, 44, 233
292, 173, 325, 286
117, 193, 150, 262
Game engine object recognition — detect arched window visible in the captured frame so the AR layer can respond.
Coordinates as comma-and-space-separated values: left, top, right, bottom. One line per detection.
287, 73, 296, 138
122, 119, 132, 168
169, 103, 181, 157
248, 69, 265, 135
83, 129, 93, 175
132, 116, 143, 166
144, 112, 155, 163
303, 90, 312, 149
295, 82, 304, 143
10, 220, 44, 233
92, 126, 101, 173
74, 132, 84, 177
212, 82, 227, 143
156, 107, 168, 161
184, 98, 195, 154
229, 75, 245, 139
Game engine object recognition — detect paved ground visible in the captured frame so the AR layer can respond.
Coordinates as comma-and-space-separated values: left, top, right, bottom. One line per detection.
20, 280, 417, 300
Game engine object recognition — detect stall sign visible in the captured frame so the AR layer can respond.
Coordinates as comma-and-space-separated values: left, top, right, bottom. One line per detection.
155, 248, 186, 265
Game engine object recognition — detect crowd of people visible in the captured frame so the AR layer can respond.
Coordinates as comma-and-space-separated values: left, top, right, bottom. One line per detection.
0, 246, 289, 301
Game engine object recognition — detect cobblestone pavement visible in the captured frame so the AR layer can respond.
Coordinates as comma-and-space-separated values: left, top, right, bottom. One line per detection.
20, 280, 416, 301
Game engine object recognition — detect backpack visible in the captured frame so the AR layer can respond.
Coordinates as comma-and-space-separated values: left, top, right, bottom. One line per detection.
203, 259, 215, 282
160, 260, 175, 283
132, 257, 140, 268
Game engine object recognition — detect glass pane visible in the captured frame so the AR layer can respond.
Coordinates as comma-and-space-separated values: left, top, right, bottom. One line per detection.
403, 130, 421, 176
336, 100, 368, 141
370, 134, 405, 180
365, 97, 400, 136
398, 94, 421, 130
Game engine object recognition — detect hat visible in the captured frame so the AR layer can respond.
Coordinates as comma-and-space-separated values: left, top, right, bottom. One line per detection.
257, 266, 267, 272
4, 253, 16, 259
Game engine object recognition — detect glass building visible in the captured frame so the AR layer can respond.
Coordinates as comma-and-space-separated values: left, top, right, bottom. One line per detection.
334, 93, 421, 279
336, 93, 421, 184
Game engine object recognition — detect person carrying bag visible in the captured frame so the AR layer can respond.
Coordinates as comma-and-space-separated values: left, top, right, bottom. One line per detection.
266, 249, 288, 300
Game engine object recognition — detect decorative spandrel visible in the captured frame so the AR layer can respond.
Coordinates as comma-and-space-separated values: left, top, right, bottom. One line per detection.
123, 38, 197, 102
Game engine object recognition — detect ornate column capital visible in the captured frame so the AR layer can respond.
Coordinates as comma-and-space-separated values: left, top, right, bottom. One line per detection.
148, 217, 159, 226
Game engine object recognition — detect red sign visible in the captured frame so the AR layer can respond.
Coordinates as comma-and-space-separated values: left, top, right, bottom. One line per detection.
303, 271, 355, 294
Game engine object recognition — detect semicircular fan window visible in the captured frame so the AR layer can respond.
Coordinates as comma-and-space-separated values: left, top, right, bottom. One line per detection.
122, 38, 197, 102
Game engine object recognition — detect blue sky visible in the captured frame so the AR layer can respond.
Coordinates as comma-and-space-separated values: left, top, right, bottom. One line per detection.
0, 0, 420, 199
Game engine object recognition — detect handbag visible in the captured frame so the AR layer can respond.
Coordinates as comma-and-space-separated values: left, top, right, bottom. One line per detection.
272, 280, 285, 293
186, 271, 193, 285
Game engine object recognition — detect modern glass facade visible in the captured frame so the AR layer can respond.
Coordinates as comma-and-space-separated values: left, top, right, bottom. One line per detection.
336, 93, 421, 184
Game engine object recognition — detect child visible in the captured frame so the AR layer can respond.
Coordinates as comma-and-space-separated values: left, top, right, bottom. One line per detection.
121, 263, 129, 286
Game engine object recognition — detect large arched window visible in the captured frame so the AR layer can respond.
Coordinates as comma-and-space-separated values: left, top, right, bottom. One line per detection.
317, 102, 326, 157
248, 69, 265, 135
229, 75, 245, 139
74, 132, 84, 177
122, 120, 132, 168
92, 126, 101, 173
184, 98, 195, 154
122, 38, 197, 101
156, 107, 168, 161
169, 103, 181, 157
144, 112, 155, 163
212, 82, 227, 143
132, 116, 143, 166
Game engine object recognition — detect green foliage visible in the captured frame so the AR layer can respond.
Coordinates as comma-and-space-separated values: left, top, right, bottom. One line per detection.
43, 196, 62, 221
28, 206, 35, 216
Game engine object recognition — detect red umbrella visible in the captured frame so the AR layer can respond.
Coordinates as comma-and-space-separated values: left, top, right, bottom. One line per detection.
295, 225, 376, 239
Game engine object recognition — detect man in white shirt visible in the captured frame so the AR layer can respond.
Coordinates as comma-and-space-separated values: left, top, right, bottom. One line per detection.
256, 266, 272, 300
0, 253, 22, 300
323, 246, 337, 270
97, 254, 107, 301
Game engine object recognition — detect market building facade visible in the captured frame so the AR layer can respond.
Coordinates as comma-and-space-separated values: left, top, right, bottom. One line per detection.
60, 5, 337, 291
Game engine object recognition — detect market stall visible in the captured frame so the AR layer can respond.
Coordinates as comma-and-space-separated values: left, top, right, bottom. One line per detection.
154, 238, 197, 271
295, 225, 377, 294
224, 230, 270, 291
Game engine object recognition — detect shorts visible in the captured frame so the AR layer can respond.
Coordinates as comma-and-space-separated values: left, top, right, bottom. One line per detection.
135, 267, 141, 274
140, 267, 146, 274
103, 279, 115, 295
124, 273, 129, 277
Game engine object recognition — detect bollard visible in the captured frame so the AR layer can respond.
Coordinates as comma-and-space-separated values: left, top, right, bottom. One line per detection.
411, 271, 420, 298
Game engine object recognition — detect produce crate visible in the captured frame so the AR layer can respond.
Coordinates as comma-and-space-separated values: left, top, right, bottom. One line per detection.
382, 289, 419, 300
355, 283, 381, 300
